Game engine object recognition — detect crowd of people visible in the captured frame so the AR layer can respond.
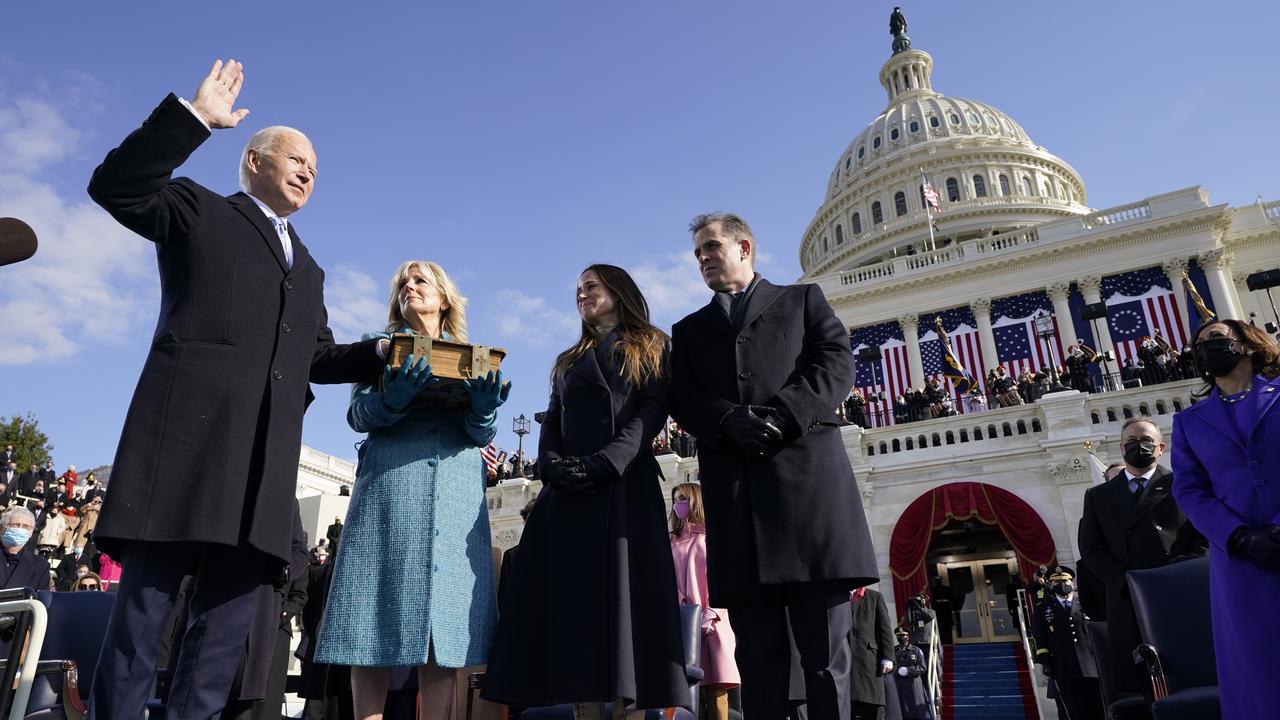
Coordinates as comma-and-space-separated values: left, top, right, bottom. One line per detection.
0, 453, 114, 595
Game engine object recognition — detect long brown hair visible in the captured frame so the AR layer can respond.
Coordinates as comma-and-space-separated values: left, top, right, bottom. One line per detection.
669, 482, 706, 537
1190, 319, 1280, 397
551, 264, 668, 388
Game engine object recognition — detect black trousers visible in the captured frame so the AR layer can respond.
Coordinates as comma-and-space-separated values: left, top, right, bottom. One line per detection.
1055, 677, 1104, 720
730, 582, 853, 720
89, 541, 266, 720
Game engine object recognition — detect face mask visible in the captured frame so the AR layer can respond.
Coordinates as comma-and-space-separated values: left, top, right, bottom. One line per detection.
673, 500, 691, 522
1052, 581, 1074, 597
1195, 337, 1244, 378
3, 528, 30, 547
76, 567, 88, 577
73, 546, 84, 557
1122, 439, 1158, 469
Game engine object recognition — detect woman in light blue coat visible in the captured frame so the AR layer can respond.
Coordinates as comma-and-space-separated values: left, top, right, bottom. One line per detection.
315, 260, 510, 719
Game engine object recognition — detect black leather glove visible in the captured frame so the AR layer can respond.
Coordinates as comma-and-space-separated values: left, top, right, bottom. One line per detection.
720, 406, 784, 455
1228, 525, 1280, 569
581, 454, 618, 483
543, 457, 594, 494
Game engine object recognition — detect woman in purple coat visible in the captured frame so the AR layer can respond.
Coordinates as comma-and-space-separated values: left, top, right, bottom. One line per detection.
1171, 319, 1280, 719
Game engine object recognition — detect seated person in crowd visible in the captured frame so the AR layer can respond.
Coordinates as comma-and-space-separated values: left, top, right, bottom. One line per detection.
0, 507, 51, 591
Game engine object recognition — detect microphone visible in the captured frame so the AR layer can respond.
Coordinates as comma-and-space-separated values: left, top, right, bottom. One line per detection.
0, 218, 38, 267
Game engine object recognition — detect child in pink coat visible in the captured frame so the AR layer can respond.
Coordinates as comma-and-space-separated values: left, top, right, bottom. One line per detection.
669, 482, 739, 720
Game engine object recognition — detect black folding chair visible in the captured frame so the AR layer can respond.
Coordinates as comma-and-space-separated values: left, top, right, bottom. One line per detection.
1127, 558, 1219, 720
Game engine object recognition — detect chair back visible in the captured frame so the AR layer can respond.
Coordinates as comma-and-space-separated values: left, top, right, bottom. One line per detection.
1126, 557, 1216, 692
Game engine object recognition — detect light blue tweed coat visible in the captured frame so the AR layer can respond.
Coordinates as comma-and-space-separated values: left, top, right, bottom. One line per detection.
314, 330, 498, 668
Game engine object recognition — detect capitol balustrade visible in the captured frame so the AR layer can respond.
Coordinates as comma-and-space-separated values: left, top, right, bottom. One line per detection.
828, 195, 1159, 292
849, 378, 1198, 463
1264, 200, 1280, 223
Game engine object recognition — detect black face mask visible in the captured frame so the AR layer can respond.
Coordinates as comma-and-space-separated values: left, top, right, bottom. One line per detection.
1052, 581, 1074, 597
1194, 337, 1244, 378
1122, 439, 1158, 469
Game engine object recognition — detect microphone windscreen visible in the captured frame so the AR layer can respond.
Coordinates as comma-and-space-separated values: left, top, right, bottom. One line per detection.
0, 218, 38, 267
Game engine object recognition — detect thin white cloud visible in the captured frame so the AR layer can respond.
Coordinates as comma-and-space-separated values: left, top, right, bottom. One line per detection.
324, 265, 388, 342
489, 289, 581, 348
0, 93, 155, 365
629, 251, 711, 330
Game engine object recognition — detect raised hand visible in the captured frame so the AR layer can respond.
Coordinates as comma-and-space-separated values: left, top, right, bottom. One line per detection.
191, 59, 250, 129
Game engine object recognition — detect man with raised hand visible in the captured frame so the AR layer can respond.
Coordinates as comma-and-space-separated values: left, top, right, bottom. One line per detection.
87, 60, 384, 719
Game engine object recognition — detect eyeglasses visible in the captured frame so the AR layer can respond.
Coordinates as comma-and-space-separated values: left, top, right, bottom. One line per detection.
78, 584, 101, 591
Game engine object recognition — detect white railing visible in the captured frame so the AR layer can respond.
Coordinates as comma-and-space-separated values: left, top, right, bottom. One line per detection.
1084, 379, 1198, 427
1015, 589, 1053, 720
1263, 200, 1280, 223
859, 402, 1045, 459
1080, 200, 1151, 229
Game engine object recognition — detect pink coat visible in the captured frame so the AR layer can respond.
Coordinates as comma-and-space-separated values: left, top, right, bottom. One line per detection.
670, 526, 740, 686
97, 552, 123, 590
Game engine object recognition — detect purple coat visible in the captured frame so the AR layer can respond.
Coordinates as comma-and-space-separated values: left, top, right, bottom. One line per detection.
1171, 374, 1280, 720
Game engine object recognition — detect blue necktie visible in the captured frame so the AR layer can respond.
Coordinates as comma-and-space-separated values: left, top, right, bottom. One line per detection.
271, 217, 294, 269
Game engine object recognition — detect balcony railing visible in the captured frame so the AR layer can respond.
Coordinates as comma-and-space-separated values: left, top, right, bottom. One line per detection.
1079, 200, 1151, 230
838, 225, 1040, 286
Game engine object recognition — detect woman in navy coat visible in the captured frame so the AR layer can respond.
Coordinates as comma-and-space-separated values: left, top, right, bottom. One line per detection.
1171, 319, 1280, 720
483, 265, 689, 718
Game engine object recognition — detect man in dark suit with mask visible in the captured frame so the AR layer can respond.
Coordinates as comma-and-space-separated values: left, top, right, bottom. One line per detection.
670, 212, 878, 720
1078, 417, 1206, 694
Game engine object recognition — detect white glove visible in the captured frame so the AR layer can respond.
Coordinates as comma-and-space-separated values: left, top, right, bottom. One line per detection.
898, 666, 909, 677
880, 660, 894, 674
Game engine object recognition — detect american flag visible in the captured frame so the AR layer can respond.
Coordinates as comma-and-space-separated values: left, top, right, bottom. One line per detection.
1103, 267, 1188, 365
921, 171, 941, 215
481, 442, 501, 476
990, 291, 1063, 377
919, 307, 986, 410
850, 321, 910, 427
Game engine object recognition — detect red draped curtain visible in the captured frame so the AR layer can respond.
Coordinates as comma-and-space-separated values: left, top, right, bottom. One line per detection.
888, 481, 1056, 619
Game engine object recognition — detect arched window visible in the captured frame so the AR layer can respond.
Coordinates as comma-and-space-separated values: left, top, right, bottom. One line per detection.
872, 201, 883, 224
950, 113, 960, 125
891, 128, 900, 141
1022, 177, 1034, 196
999, 174, 1011, 196
945, 177, 960, 202
844, 157, 851, 169
858, 146, 865, 159
852, 212, 862, 234
909, 120, 920, 133
822, 236, 829, 252
894, 191, 908, 217
930, 116, 940, 128
835, 225, 844, 244
973, 174, 987, 197
873, 136, 882, 149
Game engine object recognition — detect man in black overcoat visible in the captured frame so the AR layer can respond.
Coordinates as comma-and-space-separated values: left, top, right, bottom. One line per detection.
849, 588, 896, 720
1077, 417, 1205, 694
1031, 567, 1103, 720
85, 60, 384, 720
670, 212, 878, 720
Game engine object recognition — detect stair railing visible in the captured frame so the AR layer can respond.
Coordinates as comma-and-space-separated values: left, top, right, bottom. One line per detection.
926, 618, 942, 715
1014, 588, 1052, 720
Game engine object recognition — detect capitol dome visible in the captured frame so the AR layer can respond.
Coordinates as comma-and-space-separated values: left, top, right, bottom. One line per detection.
800, 43, 1090, 278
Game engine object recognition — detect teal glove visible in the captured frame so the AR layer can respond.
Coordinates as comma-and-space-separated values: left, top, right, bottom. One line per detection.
463, 370, 511, 416
381, 355, 437, 412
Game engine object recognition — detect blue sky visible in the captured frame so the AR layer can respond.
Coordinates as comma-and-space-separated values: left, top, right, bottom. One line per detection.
1, 2, 1277, 471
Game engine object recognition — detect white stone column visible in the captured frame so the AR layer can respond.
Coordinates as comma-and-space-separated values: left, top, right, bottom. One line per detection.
971, 297, 999, 373
899, 313, 926, 389
1078, 276, 1115, 361
1200, 249, 1243, 321
1161, 257, 1193, 343
1046, 282, 1075, 354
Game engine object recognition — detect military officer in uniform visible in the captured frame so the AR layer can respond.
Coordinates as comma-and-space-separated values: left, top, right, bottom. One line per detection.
891, 628, 932, 720
1031, 567, 1103, 720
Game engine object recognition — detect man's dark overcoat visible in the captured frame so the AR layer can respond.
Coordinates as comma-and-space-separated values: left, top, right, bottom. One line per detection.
669, 278, 877, 606
1077, 465, 1204, 690
849, 588, 895, 707
86, 94, 382, 563
484, 331, 689, 710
